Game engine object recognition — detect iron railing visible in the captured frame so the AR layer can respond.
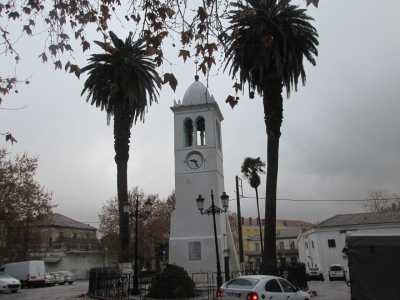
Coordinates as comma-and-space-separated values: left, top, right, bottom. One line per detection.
88, 264, 307, 300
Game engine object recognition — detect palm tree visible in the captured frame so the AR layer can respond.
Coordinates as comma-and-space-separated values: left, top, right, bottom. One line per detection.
224, 0, 318, 274
241, 157, 265, 260
81, 31, 161, 264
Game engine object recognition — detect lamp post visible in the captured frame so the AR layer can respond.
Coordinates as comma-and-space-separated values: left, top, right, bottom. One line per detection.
195, 190, 229, 288
123, 195, 152, 295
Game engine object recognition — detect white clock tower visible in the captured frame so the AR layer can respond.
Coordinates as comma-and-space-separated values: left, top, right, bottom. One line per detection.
169, 76, 239, 277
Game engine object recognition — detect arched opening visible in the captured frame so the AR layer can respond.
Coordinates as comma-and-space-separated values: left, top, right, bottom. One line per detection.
196, 117, 206, 146
184, 118, 194, 147
216, 120, 222, 150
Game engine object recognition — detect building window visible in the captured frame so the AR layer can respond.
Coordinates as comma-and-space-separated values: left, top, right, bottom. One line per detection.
305, 242, 308, 249
196, 117, 206, 146
188, 241, 201, 261
311, 240, 315, 248
255, 243, 260, 252
328, 239, 336, 248
290, 241, 295, 250
279, 241, 285, 250
184, 118, 194, 147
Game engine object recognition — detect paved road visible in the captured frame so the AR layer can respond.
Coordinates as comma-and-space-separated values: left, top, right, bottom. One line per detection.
0, 280, 89, 300
309, 280, 350, 300
0, 280, 349, 300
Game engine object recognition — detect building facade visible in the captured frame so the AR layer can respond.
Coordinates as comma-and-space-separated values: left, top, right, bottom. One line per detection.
230, 215, 312, 271
169, 77, 239, 276
33, 213, 103, 279
298, 211, 400, 278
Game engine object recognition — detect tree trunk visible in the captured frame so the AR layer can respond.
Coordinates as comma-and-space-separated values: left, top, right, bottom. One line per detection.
114, 104, 132, 263
261, 79, 283, 275
255, 187, 264, 257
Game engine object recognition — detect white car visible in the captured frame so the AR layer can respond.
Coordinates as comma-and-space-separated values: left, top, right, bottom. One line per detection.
57, 271, 74, 285
218, 275, 310, 300
306, 267, 324, 281
328, 265, 346, 281
0, 272, 21, 293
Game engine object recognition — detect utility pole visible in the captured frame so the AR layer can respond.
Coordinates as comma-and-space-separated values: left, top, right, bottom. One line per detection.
236, 176, 244, 266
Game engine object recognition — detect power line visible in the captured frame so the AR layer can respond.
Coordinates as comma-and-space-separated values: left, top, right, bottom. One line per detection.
237, 195, 400, 203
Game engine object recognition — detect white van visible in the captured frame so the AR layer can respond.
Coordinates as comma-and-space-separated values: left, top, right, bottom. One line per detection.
0, 260, 46, 287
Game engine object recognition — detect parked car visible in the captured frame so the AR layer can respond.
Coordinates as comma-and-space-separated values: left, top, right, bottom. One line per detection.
306, 267, 324, 281
0, 272, 21, 293
50, 272, 65, 285
45, 273, 56, 286
218, 275, 310, 300
57, 271, 74, 285
328, 264, 346, 281
0, 260, 46, 287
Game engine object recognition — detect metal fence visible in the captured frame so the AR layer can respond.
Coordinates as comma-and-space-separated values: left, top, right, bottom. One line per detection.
89, 268, 240, 300
88, 264, 306, 300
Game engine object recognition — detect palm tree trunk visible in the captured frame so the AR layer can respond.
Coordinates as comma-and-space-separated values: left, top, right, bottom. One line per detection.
114, 104, 131, 264
255, 187, 264, 258
261, 79, 283, 275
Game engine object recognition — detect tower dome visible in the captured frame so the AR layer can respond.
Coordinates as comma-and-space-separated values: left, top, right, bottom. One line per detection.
182, 77, 215, 106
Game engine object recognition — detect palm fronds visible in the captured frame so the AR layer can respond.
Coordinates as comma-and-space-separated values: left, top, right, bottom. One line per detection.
81, 31, 162, 124
241, 157, 265, 189
224, 0, 319, 96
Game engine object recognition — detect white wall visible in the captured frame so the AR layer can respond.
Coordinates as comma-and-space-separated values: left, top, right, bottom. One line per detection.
298, 225, 400, 278
169, 101, 239, 275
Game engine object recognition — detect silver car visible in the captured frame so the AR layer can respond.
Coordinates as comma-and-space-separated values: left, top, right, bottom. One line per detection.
219, 275, 310, 300
57, 271, 74, 285
50, 272, 65, 285
0, 272, 21, 293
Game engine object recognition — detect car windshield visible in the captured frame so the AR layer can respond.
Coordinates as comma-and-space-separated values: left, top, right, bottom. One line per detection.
330, 266, 343, 271
0, 272, 11, 279
226, 278, 259, 289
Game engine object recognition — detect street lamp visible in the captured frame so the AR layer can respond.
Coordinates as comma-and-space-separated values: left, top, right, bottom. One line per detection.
124, 196, 152, 295
195, 189, 229, 288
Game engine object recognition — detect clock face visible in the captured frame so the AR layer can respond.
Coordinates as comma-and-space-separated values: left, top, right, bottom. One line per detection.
186, 151, 204, 169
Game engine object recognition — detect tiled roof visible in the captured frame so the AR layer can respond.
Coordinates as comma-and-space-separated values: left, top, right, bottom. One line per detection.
231, 215, 313, 228
39, 213, 97, 231
318, 211, 400, 228
246, 227, 301, 241
276, 227, 302, 239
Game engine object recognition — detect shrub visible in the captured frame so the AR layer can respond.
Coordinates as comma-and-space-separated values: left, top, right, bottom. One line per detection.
148, 264, 195, 298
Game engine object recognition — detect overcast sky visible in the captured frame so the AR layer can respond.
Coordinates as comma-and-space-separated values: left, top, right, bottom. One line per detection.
1, 0, 399, 226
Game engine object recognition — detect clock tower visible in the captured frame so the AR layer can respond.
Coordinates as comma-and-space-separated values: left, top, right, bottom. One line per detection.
169, 76, 239, 276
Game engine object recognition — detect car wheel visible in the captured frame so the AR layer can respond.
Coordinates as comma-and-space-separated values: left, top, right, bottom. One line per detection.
329, 277, 332, 281
68, 282, 73, 285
